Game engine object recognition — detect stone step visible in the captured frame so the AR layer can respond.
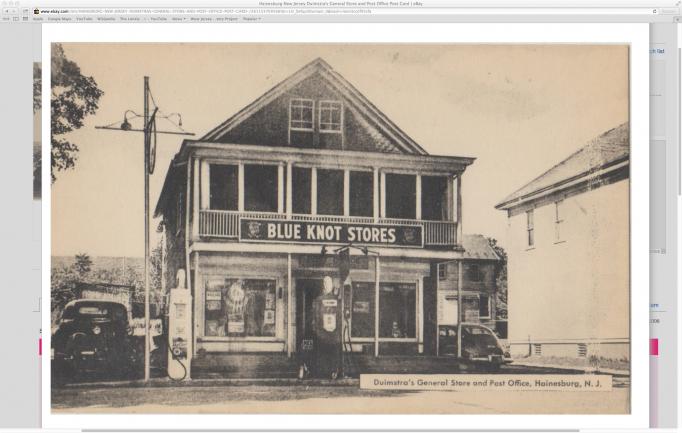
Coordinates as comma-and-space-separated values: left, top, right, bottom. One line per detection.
192, 353, 299, 379
192, 353, 462, 378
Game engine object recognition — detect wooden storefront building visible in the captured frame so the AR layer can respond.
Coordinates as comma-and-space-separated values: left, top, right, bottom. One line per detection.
155, 58, 490, 375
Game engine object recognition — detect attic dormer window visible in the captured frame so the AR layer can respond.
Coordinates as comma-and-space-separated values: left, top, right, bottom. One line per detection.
289, 98, 314, 130
319, 100, 343, 132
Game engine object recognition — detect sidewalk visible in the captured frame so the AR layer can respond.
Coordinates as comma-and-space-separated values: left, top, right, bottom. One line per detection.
511, 360, 630, 376
56, 376, 360, 389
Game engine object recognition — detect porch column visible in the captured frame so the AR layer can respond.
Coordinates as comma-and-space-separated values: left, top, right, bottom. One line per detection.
373, 167, 379, 222
456, 175, 463, 245
380, 171, 386, 218
446, 176, 453, 221
287, 253, 293, 357
192, 158, 200, 240
200, 160, 210, 210
418, 277, 423, 353
415, 174, 422, 220
277, 164, 284, 214
286, 162, 293, 217
311, 167, 318, 215
343, 169, 350, 216
238, 163, 245, 212
452, 176, 458, 224
184, 159, 192, 292
374, 255, 380, 357
194, 251, 201, 359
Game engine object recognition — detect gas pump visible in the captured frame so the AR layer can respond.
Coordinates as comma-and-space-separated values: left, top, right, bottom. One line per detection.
312, 276, 342, 379
168, 269, 192, 380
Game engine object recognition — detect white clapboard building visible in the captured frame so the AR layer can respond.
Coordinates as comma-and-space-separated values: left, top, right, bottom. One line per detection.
495, 123, 630, 361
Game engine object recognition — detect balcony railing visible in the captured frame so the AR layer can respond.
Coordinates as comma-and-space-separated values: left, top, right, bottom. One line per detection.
198, 210, 458, 248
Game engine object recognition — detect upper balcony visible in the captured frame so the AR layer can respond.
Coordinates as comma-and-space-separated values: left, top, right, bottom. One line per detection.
187, 151, 466, 249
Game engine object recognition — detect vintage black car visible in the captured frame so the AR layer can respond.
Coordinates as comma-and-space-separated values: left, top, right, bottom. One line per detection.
439, 323, 512, 371
52, 300, 141, 378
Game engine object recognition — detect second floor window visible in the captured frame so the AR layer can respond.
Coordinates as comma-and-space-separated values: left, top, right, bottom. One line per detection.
554, 200, 564, 242
317, 168, 344, 215
479, 294, 491, 319
349, 170, 373, 217
319, 100, 342, 132
526, 209, 534, 247
421, 175, 449, 221
289, 98, 314, 130
292, 167, 312, 214
385, 173, 416, 219
210, 164, 238, 211
466, 264, 483, 282
244, 164, 278, 212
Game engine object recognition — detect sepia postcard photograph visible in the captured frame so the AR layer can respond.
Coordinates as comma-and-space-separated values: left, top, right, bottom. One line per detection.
48, 42, 631, 415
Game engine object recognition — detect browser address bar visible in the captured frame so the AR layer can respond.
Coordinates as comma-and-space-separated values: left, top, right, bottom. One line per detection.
35, 7, 663, 15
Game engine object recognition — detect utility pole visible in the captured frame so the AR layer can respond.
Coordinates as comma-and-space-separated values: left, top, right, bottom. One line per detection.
143, 76, 151, 382
96, 76, 194, 382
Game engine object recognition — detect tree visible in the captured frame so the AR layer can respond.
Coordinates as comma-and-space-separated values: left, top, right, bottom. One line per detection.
74, 253, 93, 279
33, 63, 42, 199
150, 240, 164, 295
33, 63, 41, 113
487, 237, 508, 320
51, 265, 78, 325
51, 43, 103, 182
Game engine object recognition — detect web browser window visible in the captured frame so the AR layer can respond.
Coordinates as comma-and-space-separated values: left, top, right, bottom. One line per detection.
0, 1, 679, 432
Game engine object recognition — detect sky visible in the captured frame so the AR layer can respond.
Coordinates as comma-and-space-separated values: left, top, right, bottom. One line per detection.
50, 43, 629, 257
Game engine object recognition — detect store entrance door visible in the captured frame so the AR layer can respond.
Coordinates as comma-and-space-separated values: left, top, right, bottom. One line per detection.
296, 279, 322, 352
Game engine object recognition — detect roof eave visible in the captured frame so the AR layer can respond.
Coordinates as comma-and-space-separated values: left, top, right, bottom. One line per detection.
184, 139, 476, 170
495, 156, 629, 211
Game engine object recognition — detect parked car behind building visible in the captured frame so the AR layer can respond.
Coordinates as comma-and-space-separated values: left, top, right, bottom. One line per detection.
438, 323, 512, 371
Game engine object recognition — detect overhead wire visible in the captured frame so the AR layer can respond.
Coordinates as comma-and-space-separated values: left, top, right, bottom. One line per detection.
147, 88, 188, 133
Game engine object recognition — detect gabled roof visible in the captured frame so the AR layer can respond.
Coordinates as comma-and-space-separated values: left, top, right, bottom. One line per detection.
201, 57, 428, 155
461, 234, 500, 260
495, 122, 629, 210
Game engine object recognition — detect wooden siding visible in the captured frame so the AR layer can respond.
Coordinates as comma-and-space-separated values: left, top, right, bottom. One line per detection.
161, 169, 188, 291
438, 260, 497, 293
215, 74, 402, 153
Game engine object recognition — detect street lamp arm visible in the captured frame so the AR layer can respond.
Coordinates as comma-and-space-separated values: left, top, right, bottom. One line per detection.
94, 126, 195, 136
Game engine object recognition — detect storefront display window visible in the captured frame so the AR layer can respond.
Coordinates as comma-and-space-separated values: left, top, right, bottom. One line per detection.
350, 282, 374, 338
350, 282, 417, 339
379, 283, 416, 338
204, 278, 277, 337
